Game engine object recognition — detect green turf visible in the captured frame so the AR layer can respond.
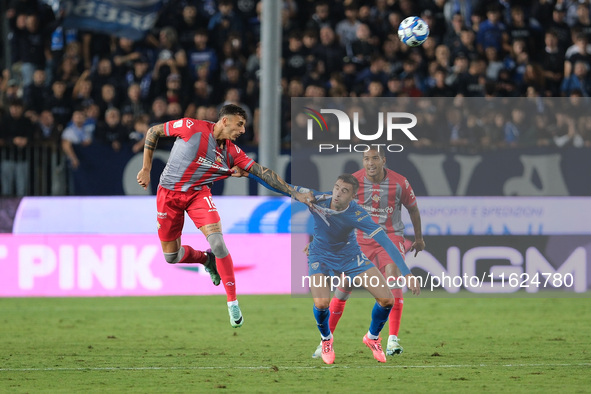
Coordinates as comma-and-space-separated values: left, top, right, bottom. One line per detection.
0, 295, 589, 393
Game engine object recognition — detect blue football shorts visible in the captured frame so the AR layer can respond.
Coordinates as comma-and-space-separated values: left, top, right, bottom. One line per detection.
308, 251, 375, 279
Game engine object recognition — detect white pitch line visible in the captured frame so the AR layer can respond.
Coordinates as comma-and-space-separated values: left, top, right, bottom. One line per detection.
0, 363, 590, 372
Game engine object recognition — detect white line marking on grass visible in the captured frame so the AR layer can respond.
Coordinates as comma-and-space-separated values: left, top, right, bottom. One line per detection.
1, 363, 590, 372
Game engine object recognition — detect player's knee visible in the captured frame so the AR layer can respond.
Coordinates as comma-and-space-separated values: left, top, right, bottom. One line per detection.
163, 247, 185, 264
163, 251, 179, 264
377, 297, 394, 309
207, 232, 229, 258
314, 299, 330, 310
334, 287, 351, 301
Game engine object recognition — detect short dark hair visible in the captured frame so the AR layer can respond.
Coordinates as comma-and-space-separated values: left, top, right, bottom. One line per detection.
337, 174, 359, 194
218, 104, 247, 122
365, 147, 385, 158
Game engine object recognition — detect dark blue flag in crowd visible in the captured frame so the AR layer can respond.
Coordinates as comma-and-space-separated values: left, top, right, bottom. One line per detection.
61, 0, 164, 40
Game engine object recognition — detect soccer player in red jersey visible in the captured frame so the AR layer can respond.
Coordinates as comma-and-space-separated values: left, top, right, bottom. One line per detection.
313, 147, 425, 357
137, 104, 312, 328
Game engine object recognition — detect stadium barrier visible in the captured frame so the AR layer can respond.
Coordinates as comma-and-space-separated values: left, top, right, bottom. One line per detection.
0, 142, 67, 196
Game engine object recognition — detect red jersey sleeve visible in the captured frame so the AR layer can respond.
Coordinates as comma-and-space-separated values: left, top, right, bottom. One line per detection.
227, 142, 255, 170
164, 118, 201, 140
400, 176, 417, 209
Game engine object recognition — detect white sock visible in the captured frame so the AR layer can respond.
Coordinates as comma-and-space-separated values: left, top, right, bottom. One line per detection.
321, 333, 333, 341
367, 331, 379, 340
389, 334, 398, 340
227, 300, 239, 307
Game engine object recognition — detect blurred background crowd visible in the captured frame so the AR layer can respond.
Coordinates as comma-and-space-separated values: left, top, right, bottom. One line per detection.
1, 0, 591, 196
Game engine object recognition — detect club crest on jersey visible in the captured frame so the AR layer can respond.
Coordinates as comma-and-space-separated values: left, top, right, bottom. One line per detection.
355, 210, 362, 216
371, 194, 380, 203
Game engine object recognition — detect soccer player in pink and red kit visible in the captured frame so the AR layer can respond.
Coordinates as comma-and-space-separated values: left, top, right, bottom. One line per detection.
137, 104, 312, 328
314, 147, 425, 357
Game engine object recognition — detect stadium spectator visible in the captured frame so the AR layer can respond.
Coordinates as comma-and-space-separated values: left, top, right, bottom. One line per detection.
444, 12, 466, 53
306, 1, 334, 33
34, 109, 60, 144
348, 23, 377, 68
561, 60, 591, 96
187, 29, 219, 83
336, 3, 362, 49
542, 29, 566, 96
207, 0, 244, 52
45, 79, 71, 131
283, 31, 308, 80
312, 26, 346, 77
504, 106, 527, 147
23, 68, 48, 114
151, 26, 187, 93
61, 108, 91, 175
125, 55, 153, 101
121, 83, 148, 119
1, 99, 34, 196
112, 37, 143, 78
71, 70, 93, 109
177, 3, 209, 51
476, 4, 506, 54
549, 3, 573, 52
95, 108, 128, 152
96, 83, 120, 121
564, 32, 591, 77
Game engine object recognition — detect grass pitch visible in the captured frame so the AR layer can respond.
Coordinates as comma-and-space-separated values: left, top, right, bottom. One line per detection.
0, 295, 589, 393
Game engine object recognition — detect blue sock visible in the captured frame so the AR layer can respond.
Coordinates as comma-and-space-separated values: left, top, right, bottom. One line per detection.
313, 304, 331, 339
368, 302, 392, 337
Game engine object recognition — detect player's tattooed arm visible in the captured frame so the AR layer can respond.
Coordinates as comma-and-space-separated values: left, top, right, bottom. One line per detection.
249, 163, 293, 195
137, 123, 165, 189
144, 124, 166, 151
248, 163, 315, 206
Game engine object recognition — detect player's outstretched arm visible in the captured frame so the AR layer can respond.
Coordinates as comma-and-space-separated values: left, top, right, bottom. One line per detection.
137, 123, 165, 190
247, 163, 314, 206
407, 204, 426, 257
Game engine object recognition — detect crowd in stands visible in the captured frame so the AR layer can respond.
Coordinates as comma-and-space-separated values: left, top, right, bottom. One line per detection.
1, 0, 591, 195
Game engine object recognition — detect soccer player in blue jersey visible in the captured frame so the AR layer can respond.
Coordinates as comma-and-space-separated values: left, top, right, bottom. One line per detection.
241, 170, 420, 364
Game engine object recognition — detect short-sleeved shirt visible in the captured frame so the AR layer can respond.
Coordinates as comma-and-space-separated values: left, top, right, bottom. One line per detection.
304, 190, 384, 260
354, 168, 417, 242
159, 118, 254, 192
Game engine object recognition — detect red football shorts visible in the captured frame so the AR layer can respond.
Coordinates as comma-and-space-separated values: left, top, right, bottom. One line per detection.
359, 235, 406, 275
156, 185, 221, 242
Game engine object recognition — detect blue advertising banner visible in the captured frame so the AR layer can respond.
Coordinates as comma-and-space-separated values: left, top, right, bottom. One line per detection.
61, 0, 163, 40
70, 143, 591, 196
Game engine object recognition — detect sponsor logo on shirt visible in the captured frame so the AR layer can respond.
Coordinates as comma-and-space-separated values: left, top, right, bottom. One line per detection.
197, 156, 223, 170
186, 119, 194, 128
363, 205, 394, 214
172, 120, 183, 128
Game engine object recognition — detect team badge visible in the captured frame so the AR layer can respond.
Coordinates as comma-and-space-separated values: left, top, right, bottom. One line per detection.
311, 262, 320, 270
371, 194, 380, 203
